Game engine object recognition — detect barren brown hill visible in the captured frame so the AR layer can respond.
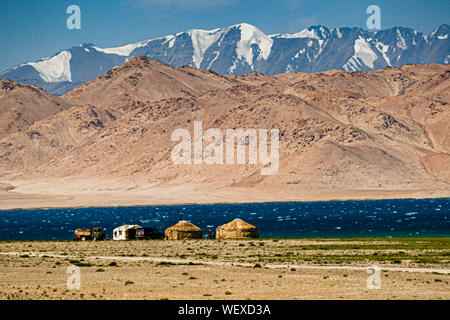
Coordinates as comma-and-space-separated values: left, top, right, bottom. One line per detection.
0, 57, 448, 209
0, 79, 72, 139
0, 104, 118, 173
63, 56, 236, 109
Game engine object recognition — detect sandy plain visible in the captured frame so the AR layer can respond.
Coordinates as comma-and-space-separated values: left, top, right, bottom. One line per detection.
0, 238, 448, 300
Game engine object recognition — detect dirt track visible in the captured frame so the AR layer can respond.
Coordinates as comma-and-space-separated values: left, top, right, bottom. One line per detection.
2, 252, 449, 274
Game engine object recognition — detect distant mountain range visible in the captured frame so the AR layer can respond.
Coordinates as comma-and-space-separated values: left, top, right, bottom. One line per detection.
1, 23, 449, 95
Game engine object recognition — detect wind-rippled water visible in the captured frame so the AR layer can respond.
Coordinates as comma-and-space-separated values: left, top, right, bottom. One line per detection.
0, 198, 448, 240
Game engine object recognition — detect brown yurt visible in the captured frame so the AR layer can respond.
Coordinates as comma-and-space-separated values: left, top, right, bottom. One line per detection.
216, 219, 258, 239
165, 220, 203, 240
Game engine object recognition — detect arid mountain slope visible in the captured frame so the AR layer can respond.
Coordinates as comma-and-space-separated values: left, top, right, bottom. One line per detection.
0, 104, 118, 173
0, 79, 72, 139
63, 57, 235, 109
0, 57, 448, 209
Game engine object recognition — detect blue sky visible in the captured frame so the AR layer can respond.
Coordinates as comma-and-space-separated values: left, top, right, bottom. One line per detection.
0, 0, 448, 71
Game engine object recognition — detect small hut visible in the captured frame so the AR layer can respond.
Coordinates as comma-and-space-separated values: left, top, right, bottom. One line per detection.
113, 225, 141, 240
216, 219, 258, 239
165, 220, 202, 240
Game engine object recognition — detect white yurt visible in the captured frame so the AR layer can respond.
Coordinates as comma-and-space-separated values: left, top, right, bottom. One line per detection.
113, 225, 141, 240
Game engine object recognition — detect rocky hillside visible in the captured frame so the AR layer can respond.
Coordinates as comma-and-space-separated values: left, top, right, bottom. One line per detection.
0, 79, 72, 139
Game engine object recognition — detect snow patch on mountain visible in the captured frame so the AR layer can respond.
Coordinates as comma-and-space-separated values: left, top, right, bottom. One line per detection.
187, 28, 223, 68
396, 29, 407, 49
26, 50, 72, 82
162, 35, 176, 48
294, 48, 305, 58
207, 51, 221, 69
343, 37, 378, 71
93, 40, 151, 56
375, 42, 391, 66
275, 28, 320, 40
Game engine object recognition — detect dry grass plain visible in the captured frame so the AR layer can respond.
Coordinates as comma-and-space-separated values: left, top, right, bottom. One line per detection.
0, 238, 449, 300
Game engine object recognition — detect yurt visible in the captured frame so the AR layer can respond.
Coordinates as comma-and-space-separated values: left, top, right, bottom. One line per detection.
216, 219, 258, 239
165, 220, 203, 240
113, 225, 141, 240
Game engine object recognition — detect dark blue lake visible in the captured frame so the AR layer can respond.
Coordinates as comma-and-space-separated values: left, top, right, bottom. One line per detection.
0, 198, 448, 240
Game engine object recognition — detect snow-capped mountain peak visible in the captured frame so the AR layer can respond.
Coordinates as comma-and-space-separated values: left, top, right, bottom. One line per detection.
228, 23, 273, 72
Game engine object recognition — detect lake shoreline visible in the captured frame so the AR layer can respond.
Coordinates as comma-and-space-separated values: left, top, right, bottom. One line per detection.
1, 177, 449, 211
1, 190, 449, 212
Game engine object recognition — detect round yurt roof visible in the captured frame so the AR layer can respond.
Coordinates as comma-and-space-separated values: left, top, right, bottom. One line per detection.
113, 224, 141, 232
217, 219, 257, 231
166, 220, 202, 232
